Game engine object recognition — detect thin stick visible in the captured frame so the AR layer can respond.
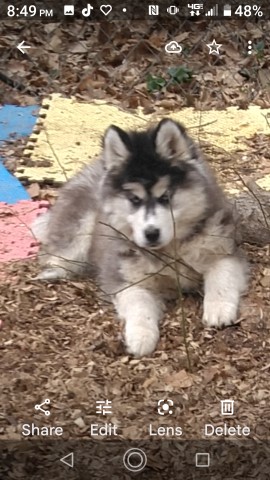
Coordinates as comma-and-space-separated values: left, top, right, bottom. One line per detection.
0, 71, 35, 95
170, 200, 192, 371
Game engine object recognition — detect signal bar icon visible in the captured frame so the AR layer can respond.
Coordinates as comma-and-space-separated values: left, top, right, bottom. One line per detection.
205, 4, 218, 16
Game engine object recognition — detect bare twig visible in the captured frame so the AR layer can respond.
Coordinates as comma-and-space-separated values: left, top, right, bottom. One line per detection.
0, 71, 35, 96
44, 128, 69, 182
169, 201, 192, 371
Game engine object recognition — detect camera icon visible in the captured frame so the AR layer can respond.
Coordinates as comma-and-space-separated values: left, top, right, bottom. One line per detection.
123, 448, 147, 472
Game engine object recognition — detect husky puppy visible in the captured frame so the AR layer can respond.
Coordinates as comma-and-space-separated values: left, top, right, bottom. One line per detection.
33, 119, 248, 357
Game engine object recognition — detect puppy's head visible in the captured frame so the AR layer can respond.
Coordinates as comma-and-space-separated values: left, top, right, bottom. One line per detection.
101, 119, 209, 248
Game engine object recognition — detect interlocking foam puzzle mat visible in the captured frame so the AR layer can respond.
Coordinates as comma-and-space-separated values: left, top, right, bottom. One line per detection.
17, 94, 270, 192
1, 94, 270, 263
0, 105, 45, 263
0, 105, 39, 203
0, 200, 48, 262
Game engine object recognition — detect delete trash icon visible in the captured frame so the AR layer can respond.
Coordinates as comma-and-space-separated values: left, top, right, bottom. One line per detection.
165, 41, 182, 53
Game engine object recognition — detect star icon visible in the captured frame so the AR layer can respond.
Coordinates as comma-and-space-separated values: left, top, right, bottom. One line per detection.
206, 39, 222, 55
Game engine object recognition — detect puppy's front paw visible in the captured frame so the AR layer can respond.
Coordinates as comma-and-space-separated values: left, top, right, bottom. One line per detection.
125, 325, 159, 357
203, 300, 238, 328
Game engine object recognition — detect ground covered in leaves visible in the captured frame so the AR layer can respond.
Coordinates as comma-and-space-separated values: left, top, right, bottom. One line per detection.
0, 243, 270, 441
1, 17, 270, 110
0, 16, 270, 448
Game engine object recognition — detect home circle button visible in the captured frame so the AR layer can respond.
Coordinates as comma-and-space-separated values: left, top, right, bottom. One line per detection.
123, 448, 147, 472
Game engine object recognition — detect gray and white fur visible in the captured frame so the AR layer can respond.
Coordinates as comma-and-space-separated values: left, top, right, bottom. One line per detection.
33, 119, 248, 357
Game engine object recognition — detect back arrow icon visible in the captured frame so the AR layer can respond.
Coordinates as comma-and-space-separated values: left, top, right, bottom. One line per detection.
17, 40, 31, 54
60, 452, 74, 468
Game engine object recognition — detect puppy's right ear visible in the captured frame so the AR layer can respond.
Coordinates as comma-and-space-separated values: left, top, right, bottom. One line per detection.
103, 126, 130, 169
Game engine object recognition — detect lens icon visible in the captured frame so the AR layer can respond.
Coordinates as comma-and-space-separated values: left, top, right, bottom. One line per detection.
123, 448, 147, 472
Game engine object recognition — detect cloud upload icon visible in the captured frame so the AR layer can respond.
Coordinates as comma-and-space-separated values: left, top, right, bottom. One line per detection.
165, 41, 182, 53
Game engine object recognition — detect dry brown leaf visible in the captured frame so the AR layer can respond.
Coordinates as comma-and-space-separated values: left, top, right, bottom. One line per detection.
158, 99, 178, 109
260, 275, 270, 287
258, 69, 270, 89
68, 42, 89, 54
48, 33, 62, 52
203, 366, 219, 384
143, 376, 157, 389
164, 369, 194, 388
174, 32, 190, 43
122, 425, 138, 439
73, 417, 86, 428
27, 183, 40, 199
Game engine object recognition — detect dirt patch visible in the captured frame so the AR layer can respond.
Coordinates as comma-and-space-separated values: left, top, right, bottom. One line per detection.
0, 239, 269, 441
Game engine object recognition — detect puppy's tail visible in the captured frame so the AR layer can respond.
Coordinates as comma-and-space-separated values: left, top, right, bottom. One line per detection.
31, 211, 51, 243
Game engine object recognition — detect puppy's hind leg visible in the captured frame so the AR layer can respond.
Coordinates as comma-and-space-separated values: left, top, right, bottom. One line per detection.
31, 212, 65, 281
114, 286, 164, 357
34, 247, 91, 281
33, 262, 71, 282
33, 211, 96, 282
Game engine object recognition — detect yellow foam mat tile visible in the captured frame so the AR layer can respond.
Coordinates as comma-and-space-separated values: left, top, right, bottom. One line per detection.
17, 94, 270, 190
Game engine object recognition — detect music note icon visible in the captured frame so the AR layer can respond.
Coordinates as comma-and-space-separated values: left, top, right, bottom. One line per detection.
82, 4, 93, 17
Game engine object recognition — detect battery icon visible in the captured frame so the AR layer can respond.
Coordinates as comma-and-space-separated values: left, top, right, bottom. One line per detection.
223, 4, 231, 16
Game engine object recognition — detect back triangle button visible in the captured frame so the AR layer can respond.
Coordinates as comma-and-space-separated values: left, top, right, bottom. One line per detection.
60, 452, 74, 468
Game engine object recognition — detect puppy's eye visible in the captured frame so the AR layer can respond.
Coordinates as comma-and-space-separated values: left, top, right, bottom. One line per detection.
158, 192, 171, 205
126, 192, 142, 207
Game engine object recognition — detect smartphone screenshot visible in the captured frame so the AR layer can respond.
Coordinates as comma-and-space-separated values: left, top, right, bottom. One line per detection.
0, 1, 270, 478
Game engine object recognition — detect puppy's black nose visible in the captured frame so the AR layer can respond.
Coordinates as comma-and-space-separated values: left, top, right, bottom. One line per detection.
145, 227, 160, 243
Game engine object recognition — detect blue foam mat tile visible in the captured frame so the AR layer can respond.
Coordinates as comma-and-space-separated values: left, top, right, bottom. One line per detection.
0, 104, 39, 204
0, 162, 30, 203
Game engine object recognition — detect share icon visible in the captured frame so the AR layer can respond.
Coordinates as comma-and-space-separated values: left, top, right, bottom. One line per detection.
35, 398, 51, 416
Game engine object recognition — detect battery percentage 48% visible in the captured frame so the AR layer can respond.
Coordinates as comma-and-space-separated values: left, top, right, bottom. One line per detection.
235, 5, 263, 17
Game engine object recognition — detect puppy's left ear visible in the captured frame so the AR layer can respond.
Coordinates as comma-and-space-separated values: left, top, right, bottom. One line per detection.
103, 125, 130, 170
154, 119, 192, 162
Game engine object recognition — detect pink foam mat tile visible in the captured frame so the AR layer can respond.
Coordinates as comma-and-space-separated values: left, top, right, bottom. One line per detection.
0, 200, 49, 263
